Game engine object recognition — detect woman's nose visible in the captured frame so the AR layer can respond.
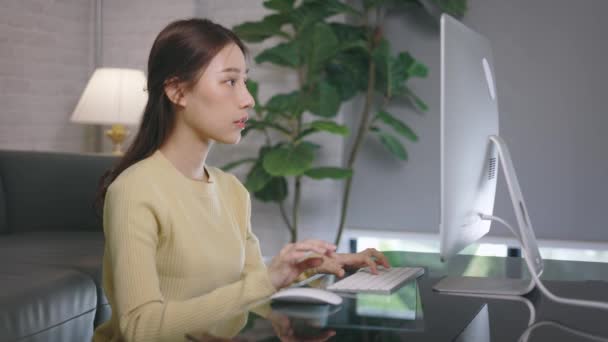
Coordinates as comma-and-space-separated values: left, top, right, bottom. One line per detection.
240, 85, 255, 109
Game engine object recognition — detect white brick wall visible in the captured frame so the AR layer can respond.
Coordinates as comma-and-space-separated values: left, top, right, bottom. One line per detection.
101, 0, 198, 69
0, 0, 94, 152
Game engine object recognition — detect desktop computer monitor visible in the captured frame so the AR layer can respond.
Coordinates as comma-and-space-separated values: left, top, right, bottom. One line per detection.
434, 14, 544, 296
438, 14, 499, 262
434, 14, 608, 312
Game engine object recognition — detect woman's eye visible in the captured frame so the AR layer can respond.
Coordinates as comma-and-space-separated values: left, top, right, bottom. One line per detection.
227, 79, 236, 86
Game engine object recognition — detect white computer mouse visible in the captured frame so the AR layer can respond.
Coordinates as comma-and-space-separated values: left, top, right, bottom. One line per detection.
270, 287, 343, 305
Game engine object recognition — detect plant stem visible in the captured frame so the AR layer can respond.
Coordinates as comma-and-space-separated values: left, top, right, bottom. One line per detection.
334, 26, 379, 246
291, 110, 304, 243
278, 200, 295, 241
292, 176, 302, 242
288, 64, 306, 243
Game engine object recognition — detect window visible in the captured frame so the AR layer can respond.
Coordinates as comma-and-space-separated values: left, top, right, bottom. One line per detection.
355, 236, 608, 263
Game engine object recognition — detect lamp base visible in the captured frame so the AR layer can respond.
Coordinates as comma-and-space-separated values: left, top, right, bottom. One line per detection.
105, 124, 129, 155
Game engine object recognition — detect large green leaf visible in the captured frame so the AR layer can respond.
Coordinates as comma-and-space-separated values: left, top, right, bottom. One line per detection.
232, 14, 290, 43
294, 128, 316, 141
245, 162, 273, 192
402, 85, 429, 112
290, 0, 360, 31
295, 120, 348, 141
375, 111, 418, 141
220, 158, 257, 172
376, 131, 408, 160
319, 0, 361, 15
310, 120, 349, 136
263, 0, 295, 12
307, 81, 341, 118
298, 22, 339, 77
263, 144, 315, 176
300, 141, 321, 150
339, 40, 369, 54
374, 41, 428, 98
253, 177, 288, 202
326, 51, 370, 101
255, 41, 300, 67
398, 52, 428, 78
265, 91, 303, 117
305, 167, 353, 180
330, 23, 367, 43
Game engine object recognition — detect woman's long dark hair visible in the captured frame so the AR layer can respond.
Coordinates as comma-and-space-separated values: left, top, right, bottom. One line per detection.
95, 18, 247, 214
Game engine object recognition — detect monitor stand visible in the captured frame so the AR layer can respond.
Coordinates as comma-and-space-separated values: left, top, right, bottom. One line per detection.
434, 135, 544, 296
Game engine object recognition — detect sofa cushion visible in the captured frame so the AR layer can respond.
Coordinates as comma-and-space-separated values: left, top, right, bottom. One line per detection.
0, 232, 110, 327
0, 232, 104, 282
15, 312, 97, 342
0, 263, 97, 341
0, 150, 116, 233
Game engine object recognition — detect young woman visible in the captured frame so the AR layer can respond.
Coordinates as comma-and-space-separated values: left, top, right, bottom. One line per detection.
92, 18, 389, 342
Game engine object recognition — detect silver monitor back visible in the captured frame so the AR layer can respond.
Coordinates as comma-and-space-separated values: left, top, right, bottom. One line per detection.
440, 14, 499, 261
437, 14, 543, 296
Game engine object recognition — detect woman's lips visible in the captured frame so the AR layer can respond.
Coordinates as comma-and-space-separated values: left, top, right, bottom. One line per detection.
234, 116, 248, 129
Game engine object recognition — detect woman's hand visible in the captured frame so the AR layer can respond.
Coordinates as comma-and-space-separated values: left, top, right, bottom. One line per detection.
267, 240, 336, 289
315, 248, 391, 278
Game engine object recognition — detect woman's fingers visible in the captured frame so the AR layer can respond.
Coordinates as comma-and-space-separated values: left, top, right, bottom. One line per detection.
359, 254, 379, 274
280, 241, 336, 264
364, 248, 391, 268
270, 240, 340, 288
340, 252, 378, 273
296, 256, 323, 270
293, 240, 336, 256
322, 259, 345, 278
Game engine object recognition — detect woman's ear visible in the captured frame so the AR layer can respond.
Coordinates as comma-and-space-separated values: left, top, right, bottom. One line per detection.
164, 78, 187, 107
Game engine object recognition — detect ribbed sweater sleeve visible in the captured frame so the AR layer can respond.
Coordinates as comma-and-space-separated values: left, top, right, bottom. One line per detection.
103, 175, 276, 342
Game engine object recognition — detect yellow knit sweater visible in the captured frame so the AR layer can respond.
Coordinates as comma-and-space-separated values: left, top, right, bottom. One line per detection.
93, 151, 277, 342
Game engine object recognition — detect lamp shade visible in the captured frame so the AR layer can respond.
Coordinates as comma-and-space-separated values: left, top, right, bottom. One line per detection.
71, 68, 147, 125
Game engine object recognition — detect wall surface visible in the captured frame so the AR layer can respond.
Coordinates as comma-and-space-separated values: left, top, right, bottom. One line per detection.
3, 0, 606, 251
0, 0, 343, 254
346, 0, 608, 243
0, 0, 94, 152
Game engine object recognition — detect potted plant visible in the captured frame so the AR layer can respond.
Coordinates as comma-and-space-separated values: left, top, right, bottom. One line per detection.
224, 0, 466, 244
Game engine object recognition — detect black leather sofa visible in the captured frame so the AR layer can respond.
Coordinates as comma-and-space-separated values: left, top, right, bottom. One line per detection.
0, 150, 117, 341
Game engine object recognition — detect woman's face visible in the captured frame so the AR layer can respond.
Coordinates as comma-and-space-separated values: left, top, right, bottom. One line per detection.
179, 43, 254, 145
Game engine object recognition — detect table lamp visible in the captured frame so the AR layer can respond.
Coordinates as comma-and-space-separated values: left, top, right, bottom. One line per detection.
71, 68, 147, 155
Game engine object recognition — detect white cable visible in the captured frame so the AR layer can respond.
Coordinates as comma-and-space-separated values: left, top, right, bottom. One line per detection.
480, 214, 519, 239
519, 320, 608, 342
481, 214, 608, 311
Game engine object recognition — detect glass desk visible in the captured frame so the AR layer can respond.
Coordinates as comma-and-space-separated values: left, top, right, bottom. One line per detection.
190, 251, 608, 342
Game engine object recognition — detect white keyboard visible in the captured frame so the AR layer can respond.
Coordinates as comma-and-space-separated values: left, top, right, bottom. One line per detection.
327, 266, 424, 294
